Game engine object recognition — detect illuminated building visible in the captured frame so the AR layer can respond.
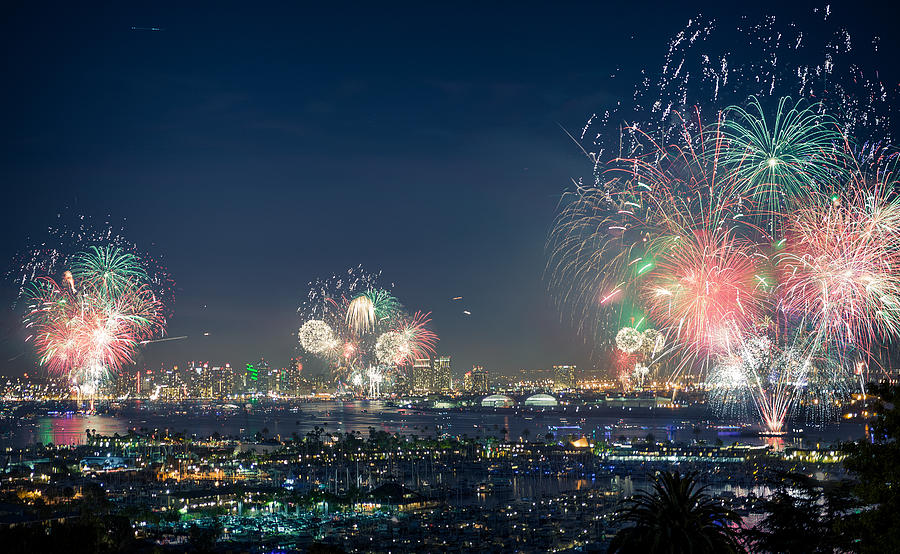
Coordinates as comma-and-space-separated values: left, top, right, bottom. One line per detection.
481, 394, 516, 407
433, 355, 452, 393
552, 364, 577, 389
467, 364, 488, 394
410, 357, 431, 394
524, 393, 558, 407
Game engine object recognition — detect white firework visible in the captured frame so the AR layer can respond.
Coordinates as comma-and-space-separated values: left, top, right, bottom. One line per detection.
298, 319, 338, 354
632, 363, 650, 386
375, 331, 410, 365
712, 356, 748, 389
367, 366, 385, 396
350, 372, 365, 388
616, 327, 644, 353
347, 294, 376, 335
641, 328, 666, 356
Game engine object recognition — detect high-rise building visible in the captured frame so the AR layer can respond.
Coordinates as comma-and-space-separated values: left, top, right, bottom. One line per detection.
433, 356, 452, 393
257, 358, 271, 394
553, 364, 577, 389
411, 357, 431, 394
205, 365, 232, 398
244, 359, 269, 394
193, 362, 211, 398
280, 357, 303, 396
139, 369, 156, 398
471, 364, 488, 393
227, 363, 245, 395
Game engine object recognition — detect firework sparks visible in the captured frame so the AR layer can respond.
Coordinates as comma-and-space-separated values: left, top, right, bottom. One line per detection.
347, 294, 376, 335
9, 212, 176, 319
615, 327, 644, 353
298, 268, 437, 395
298, 320, 339, 355
22, 246, 166, 399
643, 228, 766, 354
547, 5, 899, 432
778, 172, 900, 351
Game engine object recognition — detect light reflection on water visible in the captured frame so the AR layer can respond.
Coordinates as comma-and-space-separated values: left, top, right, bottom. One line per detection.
21, 414, 129, 447
4, 400, 867, 449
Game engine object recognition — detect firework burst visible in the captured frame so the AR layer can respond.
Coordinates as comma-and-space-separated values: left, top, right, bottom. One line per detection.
22, 246, 166, 398
778, 167, 900, 351
548, 8, 900, 430
643, 228, 767, 354
720, 96, 845, 227
298, 268, 437, 395
9, 212, 176, 318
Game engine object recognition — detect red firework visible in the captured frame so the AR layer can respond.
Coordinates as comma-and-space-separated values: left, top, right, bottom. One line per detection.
24, 272, 164, 381
394, 311, 438, 365
778, 183, 900, 350
642, 228, 767, 354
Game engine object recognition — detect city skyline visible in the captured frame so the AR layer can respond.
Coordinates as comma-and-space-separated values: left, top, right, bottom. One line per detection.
3, 3, 900, 551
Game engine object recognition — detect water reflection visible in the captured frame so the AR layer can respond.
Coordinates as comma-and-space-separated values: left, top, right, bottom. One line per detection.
20, 414, 128, 447
5, 400, 868, 449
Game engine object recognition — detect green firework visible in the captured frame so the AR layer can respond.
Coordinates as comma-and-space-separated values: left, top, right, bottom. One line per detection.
70, 245, 148, 295
365, 289, 401, 322
720, 96, 846, 225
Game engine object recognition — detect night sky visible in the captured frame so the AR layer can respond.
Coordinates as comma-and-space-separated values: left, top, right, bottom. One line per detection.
1, 2, 895, 378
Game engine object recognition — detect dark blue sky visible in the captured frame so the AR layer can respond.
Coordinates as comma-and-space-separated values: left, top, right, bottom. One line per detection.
1, 2, 894, 378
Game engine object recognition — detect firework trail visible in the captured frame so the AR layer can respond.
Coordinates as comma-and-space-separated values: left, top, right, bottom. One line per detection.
297, 268, 437, 395
22, 246, 166, 400
8, 211, 176, 318
580, 8, 897, 162
547, 6, 900, 432
376, 311, 438, 366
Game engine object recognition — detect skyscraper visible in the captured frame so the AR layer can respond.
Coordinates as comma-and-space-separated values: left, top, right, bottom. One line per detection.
553, 364, 577, 389
411, 358, 431, 394
433, 356, 452, 393
471, 364, 488, 393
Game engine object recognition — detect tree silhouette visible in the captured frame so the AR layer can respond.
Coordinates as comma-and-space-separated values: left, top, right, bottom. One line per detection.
609, 472, 743, 554
745, 472, 853, 553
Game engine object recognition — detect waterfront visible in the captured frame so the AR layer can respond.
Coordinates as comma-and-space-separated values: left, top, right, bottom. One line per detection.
0, 399, 855, 552
3, 400, 868, 449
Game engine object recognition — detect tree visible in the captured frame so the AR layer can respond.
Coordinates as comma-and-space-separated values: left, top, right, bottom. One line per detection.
745, 472, 854, 553
187, 516, 223, 553
841, 381, 900, 553
609, 472, 744, 554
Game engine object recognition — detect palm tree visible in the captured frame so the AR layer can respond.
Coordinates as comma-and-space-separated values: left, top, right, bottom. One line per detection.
609, 472, 744, 554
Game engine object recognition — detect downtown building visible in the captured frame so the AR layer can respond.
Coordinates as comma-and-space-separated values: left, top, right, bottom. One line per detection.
463, 364, 489, 394
553, 364, 578, 389
408, 355, 453, 394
